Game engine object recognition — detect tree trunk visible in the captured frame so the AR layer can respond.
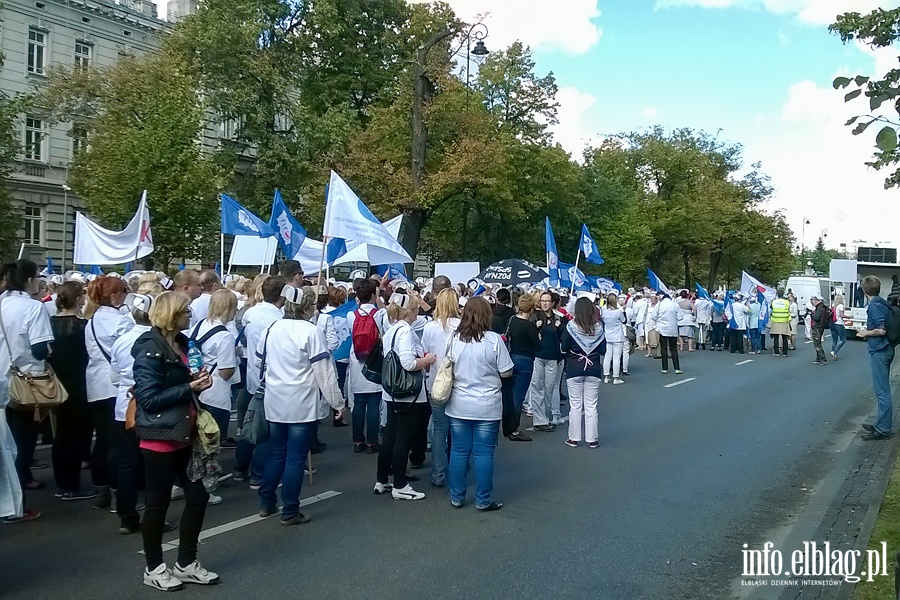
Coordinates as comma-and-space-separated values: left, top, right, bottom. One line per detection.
708, 251, 722, 290
398, 207, 428, 264
683, 250, 691, 290
460, 199, 468, 259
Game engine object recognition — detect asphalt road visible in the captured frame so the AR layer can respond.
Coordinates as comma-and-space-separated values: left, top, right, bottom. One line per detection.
2, 333, 882, 600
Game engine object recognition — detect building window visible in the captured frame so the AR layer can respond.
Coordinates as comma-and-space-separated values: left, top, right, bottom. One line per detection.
71, 124, 87, 156
23, 116, 44, 161
23, 206, 41, 245
74, 42, 91, 68
27, 29, 45, 75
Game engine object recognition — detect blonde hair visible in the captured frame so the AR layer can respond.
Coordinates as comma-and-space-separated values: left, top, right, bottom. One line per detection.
386, 294, 421, 324
434, 288, 459, 329
283, 286, 317, 320
207, 288, 237, 323
137, 272, 163, 294
149, 291, 190, 332
834, 294, 844, 306
251, 274, 271, 306
517, 294, 535, 313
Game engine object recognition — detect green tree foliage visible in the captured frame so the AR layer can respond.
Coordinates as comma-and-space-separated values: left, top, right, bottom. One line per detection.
0, 30, 27, 261
830, 8, 900, 187
39, 51, 224, 267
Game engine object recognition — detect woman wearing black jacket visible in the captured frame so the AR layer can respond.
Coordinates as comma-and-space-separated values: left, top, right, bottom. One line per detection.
506, 294, 540, 441
561, 298, 605, 448
132, 291, 216, 592
528, 292, 565, 432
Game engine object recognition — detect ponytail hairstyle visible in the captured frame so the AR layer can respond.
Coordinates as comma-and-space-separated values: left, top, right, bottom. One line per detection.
2, 259, 38, 293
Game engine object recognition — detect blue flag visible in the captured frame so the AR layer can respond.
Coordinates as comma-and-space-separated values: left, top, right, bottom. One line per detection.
45, 256, 54, 275
757, 290, 770, 329
580, 224, 604, 265
647, 268, 671, 295
591, 276, 622, 294
214, 262, 221, 277
90, 265, 102, 275
546, 217, 559, 287
376, 263, 409, 282
268, 189, 308, 259
559, 261, 591, 292
179, 261, 185, 271
221, 194, 275, 237
329, 299, 358, 361
695, 282, 724, 312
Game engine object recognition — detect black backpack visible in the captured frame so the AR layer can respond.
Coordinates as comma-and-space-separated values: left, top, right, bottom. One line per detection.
189, 320, 229, 350
886, 304, 900, 347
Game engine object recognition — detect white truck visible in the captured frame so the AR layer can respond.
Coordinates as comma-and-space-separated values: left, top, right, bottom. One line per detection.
838, 261, 900, 338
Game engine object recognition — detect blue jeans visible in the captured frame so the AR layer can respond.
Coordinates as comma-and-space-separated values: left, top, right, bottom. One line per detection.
749, 328, 761, 353
870, 345, 895, 435
259, 421, 318, 519
235, 437, 270, 482
430, 402, 450, 486
830, 324, 846, 355
352, 392, 381, 445
511, 354, 534, 432
449, 418, 499, 509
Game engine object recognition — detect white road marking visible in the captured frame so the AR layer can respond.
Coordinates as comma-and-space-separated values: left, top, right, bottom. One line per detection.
664, 377, 696, 388
142, 490, 342, 554
735, 359, 754, 366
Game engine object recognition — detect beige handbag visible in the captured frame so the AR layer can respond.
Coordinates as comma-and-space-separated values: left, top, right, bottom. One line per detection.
0, 298, 67, 420
431, 335, 454, 405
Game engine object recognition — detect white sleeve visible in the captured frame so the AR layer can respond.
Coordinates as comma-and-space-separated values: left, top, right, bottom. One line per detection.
324, 315, 340, 352
395, 328, 419, 371
27, 304, 54, 345
495, 336, 514, 373
215, 331, 236, 371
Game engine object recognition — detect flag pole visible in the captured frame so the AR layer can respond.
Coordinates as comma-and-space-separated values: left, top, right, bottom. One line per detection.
220, 233, 225, 281
317, 182, 330, 289
570, 248, 581, 296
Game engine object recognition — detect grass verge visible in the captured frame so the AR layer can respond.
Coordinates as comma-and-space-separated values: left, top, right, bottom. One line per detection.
854, 453, 900, 600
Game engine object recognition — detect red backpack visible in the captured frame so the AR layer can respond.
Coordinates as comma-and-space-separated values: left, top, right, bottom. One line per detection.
352, 308, 379, 358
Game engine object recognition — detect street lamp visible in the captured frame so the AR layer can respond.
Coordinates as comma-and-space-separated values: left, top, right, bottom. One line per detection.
61, 183, 71, 272
465, 23, 489, 109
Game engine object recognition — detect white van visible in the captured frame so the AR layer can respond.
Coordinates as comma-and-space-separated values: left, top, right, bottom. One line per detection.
785, 276, 831, 319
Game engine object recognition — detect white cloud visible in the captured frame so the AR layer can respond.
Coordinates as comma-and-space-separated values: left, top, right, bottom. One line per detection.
642, 106, 659, 119
409, 0, 603, 54
747, 62, 900, 248
549, 86, 600, 159
655, 0, 900, 26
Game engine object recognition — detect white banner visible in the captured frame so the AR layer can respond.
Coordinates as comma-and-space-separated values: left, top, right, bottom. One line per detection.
73, 191, 153, 265
229, 235, 278, 267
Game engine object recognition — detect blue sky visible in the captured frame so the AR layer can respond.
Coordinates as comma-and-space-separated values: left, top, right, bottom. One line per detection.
431, 0, 900, 251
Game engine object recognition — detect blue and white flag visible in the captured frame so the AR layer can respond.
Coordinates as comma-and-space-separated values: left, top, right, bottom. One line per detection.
695, 282, 724, 311
757, 290, 770, 329
329, 299, 358, 361
42, 256, 54, 276
323, 171, 411, 261
376, 263, 409, 282
268, 189, 307, 259
546, 217, 559, 287
592, 276, 622, 294
647, 268, 671, 295
559, 261, 591, 292
580, 224, 604, 265
221, 194, 275, 237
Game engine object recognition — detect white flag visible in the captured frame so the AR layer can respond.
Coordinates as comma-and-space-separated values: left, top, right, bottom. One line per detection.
74, 191, 154, 265
323, 171, 411, 261
740, 270, 777, 303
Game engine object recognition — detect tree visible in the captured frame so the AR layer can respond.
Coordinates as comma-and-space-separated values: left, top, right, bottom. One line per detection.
830, 8, 900, 187
0, 95, 25, 261
39, 51, 225, 267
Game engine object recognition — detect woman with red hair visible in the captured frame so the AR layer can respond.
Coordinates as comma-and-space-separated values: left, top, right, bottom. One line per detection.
84, 275, 127, 508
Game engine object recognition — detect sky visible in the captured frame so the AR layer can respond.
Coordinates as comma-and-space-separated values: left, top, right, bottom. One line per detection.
411, 0, 900, 252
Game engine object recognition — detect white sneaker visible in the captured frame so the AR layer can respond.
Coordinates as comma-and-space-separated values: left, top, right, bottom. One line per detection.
604, 378, 610, 384
143, 563, 184, 592
391, 484, 425, 501
373, 482, 393, 495
172, 560, 220, 585
170, 486, 184, 500
207, 494, 222, 506
613, 379, 624, 385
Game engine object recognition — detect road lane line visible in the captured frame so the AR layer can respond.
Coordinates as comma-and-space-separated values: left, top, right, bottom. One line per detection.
142, 490, 343, 554
663, 377, 695, 388
735, 359, 753, 366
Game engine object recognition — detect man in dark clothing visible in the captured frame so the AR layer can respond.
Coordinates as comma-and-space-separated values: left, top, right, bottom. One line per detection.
809, 295, 829, 365
491, 288, 516, 334
858, 275, 895, 440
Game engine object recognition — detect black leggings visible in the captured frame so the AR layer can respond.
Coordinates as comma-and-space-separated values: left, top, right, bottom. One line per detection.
5, 407, 39, 485
377, 401, 430, 490
90, 398, 115, 488
660, 336, 680, 371
142, 446, 209, 570
110, 422, 144, 526
52, 395, 93, 492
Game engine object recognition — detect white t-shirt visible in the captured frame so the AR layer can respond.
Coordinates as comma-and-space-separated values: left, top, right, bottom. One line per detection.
114, 311, 136, 339
316, 311, 340, 353
601, 307, 627, 343
381, 320, 426, 404
834, 303, 845, 323
109, 324, 151, 422
85, 305, 121, 401
190, 293, 212, 324
728, 302, 750, 330
0, 291, 54, 391
243, 302, 283, 394
43, 298, 57, 317
444, 331, 513, 421
191, 319, 237, 412
421, 318, 460, 392
347, 304, 385, 395
261, 318, 331, 423
654, 298, 680, 337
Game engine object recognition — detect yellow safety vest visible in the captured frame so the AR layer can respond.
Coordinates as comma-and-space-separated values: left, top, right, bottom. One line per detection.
770, 298, 790, 323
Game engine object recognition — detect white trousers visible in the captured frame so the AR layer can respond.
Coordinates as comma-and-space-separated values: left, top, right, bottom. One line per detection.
528, 358, 560, 426
603, 342, 625, 378
567, 376, 600, 443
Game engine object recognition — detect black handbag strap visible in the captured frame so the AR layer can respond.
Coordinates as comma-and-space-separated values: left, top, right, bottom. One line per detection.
256, 323, 276, 383
90, 317, 111, 363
